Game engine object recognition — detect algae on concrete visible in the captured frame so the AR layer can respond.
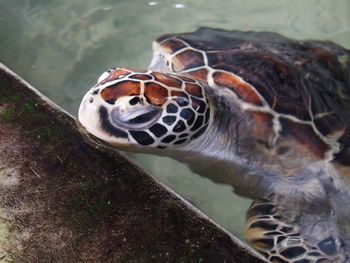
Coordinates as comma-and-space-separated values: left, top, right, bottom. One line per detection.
0, 63, 266, 262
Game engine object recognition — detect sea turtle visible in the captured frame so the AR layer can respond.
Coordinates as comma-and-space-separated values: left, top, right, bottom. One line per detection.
78, 27, 350, 262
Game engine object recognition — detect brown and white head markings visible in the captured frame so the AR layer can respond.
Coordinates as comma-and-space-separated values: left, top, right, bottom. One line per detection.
79, 27, 350, 170
79, 68, 212, 151
79, 27, 350, 262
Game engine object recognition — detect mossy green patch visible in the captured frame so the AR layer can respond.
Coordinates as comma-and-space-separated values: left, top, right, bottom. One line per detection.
36, 127, 56, 141
0, 90, 38, 123
1, 108, 15, 118
0, 210, 14, 263
0, 65, 264, 262
21, 102, 35, 113
0, 93, 21, 104
65, 179, 111, 232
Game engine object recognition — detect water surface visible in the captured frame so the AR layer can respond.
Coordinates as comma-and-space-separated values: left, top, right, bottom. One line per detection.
0, 0, 349, 238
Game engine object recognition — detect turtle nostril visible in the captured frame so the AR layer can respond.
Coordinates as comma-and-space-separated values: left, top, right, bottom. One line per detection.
89, 97, 94, 103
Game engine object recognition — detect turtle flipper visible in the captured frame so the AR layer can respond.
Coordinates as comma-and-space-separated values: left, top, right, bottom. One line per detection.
244, 197, 349, 263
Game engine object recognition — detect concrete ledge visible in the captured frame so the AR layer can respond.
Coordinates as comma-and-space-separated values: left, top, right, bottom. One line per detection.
0, 63, 266, 262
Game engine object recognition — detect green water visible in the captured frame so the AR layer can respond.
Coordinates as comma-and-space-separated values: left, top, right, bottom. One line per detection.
0, 0, 349, 239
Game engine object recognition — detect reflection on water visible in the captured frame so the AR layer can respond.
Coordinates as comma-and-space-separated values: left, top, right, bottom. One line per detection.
0, 0, 350, 246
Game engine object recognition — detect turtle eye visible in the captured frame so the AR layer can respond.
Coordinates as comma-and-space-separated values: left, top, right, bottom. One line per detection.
129, 96, 141, 105
110, 104, 161, 130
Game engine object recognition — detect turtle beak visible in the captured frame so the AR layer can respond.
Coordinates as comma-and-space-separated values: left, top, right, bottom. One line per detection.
78, 91, 131, 145
78, 93, 100, 133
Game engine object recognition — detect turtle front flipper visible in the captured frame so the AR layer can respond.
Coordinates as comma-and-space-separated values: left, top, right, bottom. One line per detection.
244, 196, 349, 263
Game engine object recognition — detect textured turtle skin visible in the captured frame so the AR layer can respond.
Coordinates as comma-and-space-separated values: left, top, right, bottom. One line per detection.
152, 28, 350, 262
79, 28, 350, 262
156, 27, 350, 166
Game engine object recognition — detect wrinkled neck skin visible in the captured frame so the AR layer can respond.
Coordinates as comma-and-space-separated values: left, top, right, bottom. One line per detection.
151, 85, 350, 209
144, 52, 350, 212
139, 84, 270, 199
180, 90, 254, 185
167, 88, 272, 200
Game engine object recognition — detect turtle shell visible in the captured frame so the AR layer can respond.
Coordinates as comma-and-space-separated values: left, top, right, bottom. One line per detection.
155, 27, 350, 166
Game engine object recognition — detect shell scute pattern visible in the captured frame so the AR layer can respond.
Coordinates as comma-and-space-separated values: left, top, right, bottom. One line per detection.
183, 68, 209, 82
212, 71, 263, 106
157, 37, 188, 54
172, 49, 205, 72
79, 28, 350, 262
156, 27, 350, 164
208, 51, 312, 121
279, 117, 331, 158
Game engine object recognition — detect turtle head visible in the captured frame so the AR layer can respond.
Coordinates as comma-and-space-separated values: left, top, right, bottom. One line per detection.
78, 68, 212, 152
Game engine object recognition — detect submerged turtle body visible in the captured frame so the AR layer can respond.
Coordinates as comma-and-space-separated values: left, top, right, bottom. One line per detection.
79, 28, 350, 262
